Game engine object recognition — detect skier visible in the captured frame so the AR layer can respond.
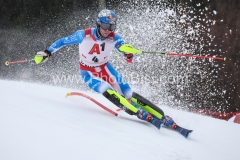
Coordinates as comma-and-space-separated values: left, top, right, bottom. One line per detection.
35, 9, 192, 138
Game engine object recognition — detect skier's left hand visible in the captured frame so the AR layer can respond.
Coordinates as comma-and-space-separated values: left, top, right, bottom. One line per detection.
124, 53, 134, 63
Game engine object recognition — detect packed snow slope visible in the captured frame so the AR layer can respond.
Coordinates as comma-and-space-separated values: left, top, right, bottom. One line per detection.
0, 80, 239, 160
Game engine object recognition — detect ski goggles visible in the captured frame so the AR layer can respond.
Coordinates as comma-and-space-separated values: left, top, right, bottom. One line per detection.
100, 23, 116, 31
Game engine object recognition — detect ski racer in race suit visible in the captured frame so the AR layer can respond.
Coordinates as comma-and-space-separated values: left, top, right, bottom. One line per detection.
35, 9, 192, 137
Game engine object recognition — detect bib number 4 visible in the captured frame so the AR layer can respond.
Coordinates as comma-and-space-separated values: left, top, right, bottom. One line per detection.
92, 56, 99, 62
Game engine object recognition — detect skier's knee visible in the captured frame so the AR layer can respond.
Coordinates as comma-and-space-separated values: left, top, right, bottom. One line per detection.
123, 89, 133, 100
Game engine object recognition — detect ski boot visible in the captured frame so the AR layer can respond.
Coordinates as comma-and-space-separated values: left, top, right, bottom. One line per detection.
137, 110, 164, 129
164, 115, 193, 138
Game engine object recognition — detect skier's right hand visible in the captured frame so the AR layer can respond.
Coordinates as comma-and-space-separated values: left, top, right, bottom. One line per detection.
34, 50, 51, 64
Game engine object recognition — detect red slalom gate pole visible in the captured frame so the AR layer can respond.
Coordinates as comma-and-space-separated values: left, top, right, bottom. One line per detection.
66, 92, 118, 116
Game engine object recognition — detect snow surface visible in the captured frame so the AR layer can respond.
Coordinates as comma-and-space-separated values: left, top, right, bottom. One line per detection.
0, 80, 240, 160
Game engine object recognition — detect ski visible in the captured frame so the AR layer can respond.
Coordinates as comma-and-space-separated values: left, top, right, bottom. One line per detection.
66, 92, 118, 116
66, 91, 192, 138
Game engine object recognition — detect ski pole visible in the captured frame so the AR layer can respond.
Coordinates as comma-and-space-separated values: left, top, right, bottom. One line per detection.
118, 44, 226, 61
5, 59, 34, 66
142, 51, 226, 61
5, 54, 49, 66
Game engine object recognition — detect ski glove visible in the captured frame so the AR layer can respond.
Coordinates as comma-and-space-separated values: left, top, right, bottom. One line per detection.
34, 50, 51, 64
124, 53, 134, 63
